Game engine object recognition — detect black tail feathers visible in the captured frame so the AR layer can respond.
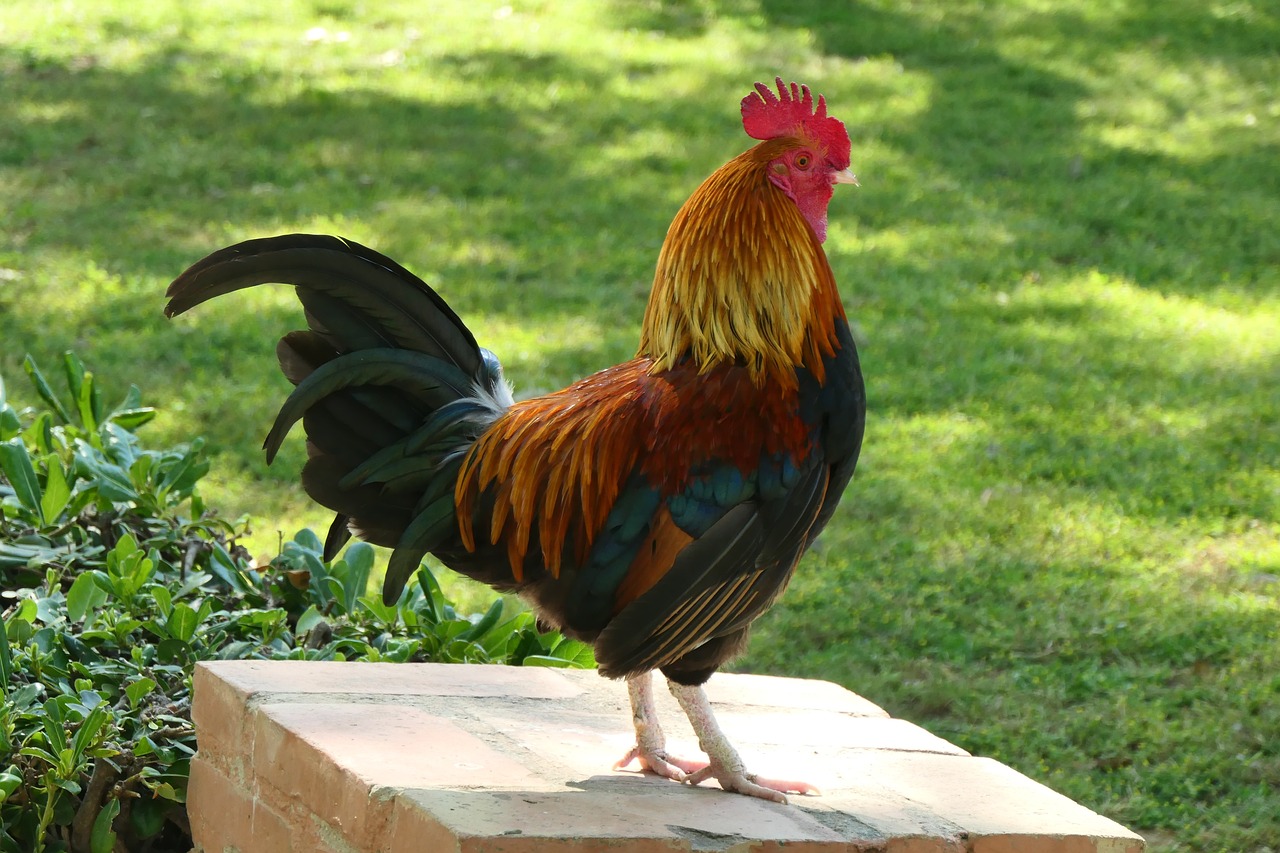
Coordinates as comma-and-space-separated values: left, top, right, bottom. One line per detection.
166, 234, 510, 604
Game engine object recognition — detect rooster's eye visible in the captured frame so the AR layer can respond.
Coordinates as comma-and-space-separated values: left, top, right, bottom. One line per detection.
795, 154, 811, 170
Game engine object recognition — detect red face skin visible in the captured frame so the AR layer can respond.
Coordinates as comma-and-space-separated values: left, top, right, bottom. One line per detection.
764, 146, 849, 243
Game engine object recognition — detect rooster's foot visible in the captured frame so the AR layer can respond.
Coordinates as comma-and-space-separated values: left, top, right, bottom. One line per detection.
669, 679, 821, 804
683, 762, 819, 803
613, 744, 706, 782
617, 672, 707, 782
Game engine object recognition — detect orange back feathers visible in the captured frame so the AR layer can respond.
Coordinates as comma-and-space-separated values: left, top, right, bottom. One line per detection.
454, 359, 815, 581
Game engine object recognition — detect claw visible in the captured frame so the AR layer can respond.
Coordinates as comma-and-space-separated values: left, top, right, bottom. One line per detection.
619, 673, 820, 802
684, 764, 819, 803
613, 744, 703, 782
669, 679, 820, 804
616, 672, 702, 782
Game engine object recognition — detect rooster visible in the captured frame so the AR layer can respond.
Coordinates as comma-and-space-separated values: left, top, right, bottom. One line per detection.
166, 78, 864, 802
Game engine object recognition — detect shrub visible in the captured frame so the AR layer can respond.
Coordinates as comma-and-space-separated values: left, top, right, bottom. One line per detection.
0, 354, 593, 853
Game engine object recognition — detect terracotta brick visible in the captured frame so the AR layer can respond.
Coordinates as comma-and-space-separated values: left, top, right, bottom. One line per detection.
250, 702, 543, 850
198, 659, 583, 700
191, 663, 256, 781
293, 811, 369, 853
188, 757, 247, 852
974, 837, 1145, 853
746, 842, 883, 853
885, 840, 969, 853
391, 787, 805, 852
188, 756, 294, 853
700, 710, 968, 754
189, 662, 1145, 853
814, 751, 1142, 850
385, 794, 464, 853
551, 669, 889, 718
388, 784, 872, 851
256, 702, 544, 789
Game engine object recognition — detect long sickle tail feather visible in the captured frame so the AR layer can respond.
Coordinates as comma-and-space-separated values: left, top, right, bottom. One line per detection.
166, 234, 511, 603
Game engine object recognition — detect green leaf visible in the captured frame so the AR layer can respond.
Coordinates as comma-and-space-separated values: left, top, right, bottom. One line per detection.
107, 384, 151, 428
156, 638, 190, 662
76, 689, 104, 712
346, 541, 375, 576
340, 543, 373, 609
324, 577, 346, 611
147, 584, 170, 617
66, 573, 108, 623
0, 440, 44, 523
157, 439, 207, 495
41, 698, 68, 754
129, 796, 169, 838
127, 553, 158, 594
51, 770, 83, 794
0, 402, 20, 441
90, 796, 120, 853
65, 351, 104, 433
70, 704, 111, 762
22, 355, 72, 424
109, 407, 157, 430
547, 640, 596, 669
170, 569, 211, 602
12, 598, 37, 624
457, 598, 504, 642
294, 528, 324, 553
415, 566, 445, 624
65, 352, 103, 434
99, 423, 139, 469
6, 619, 34, 654
294, 605, 324, 637
0, 611, 11, 694
125, 677, 157, 710
77, 455, 138, 503
107, 531, 139, 564
39, 456, 72, 521
18, 745, 59, 767
206, 544, 254, 595
0, 769, 22, 804
87, 570, 117, 598
166, 603, 199, 643
28, 410, 55, 455
129, 453, 153, 490
357, 595, 399, 627
63, 352, 86, 413
520, 655, 576, 668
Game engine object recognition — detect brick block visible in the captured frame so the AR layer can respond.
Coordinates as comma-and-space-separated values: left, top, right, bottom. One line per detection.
189, 756, 293, 853
191, 660, 256, 781
189, 661, 1145, 853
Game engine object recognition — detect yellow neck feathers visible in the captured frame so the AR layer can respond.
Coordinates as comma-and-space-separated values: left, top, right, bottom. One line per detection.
636, 142, 845, 388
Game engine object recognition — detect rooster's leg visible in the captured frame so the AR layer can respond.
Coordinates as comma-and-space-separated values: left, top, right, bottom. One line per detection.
613, 672, 707, 781
669, 679, 819, 803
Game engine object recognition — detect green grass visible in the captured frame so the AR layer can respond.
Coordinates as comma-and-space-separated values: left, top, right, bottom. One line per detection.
2, 1, 1277, 849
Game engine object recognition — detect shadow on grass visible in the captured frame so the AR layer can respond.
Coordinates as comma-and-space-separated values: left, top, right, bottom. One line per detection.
702, 1, 1276, 843
732, 0, 1279, 521
3, 5, 1277, 844
763, 0, 1279, 301
0, 42, 682, 301
1, 38, 691, 471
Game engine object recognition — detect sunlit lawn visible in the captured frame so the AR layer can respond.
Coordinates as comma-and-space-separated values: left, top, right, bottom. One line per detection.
2, 1, 1277, 849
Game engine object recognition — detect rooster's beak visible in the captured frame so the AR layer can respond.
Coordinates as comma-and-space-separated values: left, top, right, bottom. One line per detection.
833, 168, 859, 187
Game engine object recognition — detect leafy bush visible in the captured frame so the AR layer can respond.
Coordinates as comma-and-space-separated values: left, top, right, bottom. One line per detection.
0, 355, 593, 853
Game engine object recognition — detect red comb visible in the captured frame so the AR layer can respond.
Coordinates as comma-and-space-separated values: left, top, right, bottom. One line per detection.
741, 77, 850, 169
